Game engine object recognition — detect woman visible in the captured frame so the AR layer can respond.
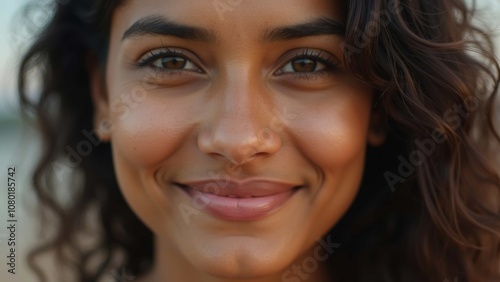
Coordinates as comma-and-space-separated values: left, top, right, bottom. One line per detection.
18, 0, 500, 281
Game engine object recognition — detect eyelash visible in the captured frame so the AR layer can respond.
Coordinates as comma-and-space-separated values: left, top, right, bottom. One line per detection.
137, 48, 202, 76
136, 48, 339, 80
276, 49, 339, 80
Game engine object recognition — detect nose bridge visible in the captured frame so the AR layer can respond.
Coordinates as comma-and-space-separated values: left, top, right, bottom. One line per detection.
198, 62, 281, 165
219, 64, 264, 124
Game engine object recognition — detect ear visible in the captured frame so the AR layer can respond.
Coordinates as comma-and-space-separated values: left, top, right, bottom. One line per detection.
367, 105, 387, 147
88, 56, 111, 142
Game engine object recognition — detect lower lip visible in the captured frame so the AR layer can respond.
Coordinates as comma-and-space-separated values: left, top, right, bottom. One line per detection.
179, 186, 298, 221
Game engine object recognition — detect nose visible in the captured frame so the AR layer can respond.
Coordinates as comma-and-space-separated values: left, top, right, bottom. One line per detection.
197, 71, 282, 165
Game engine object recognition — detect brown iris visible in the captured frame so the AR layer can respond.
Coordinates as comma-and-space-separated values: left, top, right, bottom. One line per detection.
160, 57, 187, 69
291, 58, 317, 72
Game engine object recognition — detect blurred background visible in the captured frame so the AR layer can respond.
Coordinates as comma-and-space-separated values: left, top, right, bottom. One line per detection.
0, 0, 499, 281
0, 1, 52, 281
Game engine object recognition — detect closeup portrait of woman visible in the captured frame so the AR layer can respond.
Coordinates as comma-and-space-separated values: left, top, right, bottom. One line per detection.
17, 0, 500, 281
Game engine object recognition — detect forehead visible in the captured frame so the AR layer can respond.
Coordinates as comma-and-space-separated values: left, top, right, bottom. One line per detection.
111, 0, 344, 40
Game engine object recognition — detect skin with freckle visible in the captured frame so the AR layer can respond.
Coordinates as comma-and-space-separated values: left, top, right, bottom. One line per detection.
90, 0, 385, 281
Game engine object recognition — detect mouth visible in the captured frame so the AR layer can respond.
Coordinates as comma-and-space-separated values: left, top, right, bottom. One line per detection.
173, 179, 302, 221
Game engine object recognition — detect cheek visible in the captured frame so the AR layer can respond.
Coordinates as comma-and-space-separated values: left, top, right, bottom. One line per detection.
106, 86, 201, 231
289, 88, 373, 240
107, 87, 198, 168
291, 90, 372, 169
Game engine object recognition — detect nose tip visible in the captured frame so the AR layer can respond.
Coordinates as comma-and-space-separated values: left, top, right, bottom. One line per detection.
198, 123, 282, 165
196, 66, 283, 165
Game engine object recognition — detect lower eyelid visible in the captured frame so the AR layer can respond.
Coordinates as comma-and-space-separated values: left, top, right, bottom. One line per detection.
141, 68, 206, 86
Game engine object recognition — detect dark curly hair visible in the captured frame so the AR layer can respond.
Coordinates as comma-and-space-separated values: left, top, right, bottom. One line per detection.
18, 0, 500, 281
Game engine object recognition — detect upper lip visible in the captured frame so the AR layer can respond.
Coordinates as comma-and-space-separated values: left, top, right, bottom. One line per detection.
175, 179, 301, 197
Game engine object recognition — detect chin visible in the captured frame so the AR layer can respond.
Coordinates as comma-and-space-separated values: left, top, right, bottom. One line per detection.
188, 238, 298, 280
197, 257, 286, 280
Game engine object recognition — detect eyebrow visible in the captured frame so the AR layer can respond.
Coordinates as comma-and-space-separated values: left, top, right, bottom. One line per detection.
122, 15, 217, 42
260, 17, 345, 42
122, 15, 345, 43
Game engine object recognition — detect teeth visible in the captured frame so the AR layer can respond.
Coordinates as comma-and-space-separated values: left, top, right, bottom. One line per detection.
225, 194, 254, 198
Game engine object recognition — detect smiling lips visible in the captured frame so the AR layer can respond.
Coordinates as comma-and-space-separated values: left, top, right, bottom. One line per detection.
176, 179, 301, 221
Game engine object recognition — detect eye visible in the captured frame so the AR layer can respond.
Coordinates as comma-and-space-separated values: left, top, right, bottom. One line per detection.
137, 48, 203, 73
274, 49, 339, 77
150, 55, 199, 71
281, 57, 327, 73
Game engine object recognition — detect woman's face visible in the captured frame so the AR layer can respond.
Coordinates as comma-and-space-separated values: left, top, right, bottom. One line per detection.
92, 0, 383, 280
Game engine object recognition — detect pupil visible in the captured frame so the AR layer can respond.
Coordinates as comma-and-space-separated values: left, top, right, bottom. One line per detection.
162, 57, 186, 69
292, 58, 316, 72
